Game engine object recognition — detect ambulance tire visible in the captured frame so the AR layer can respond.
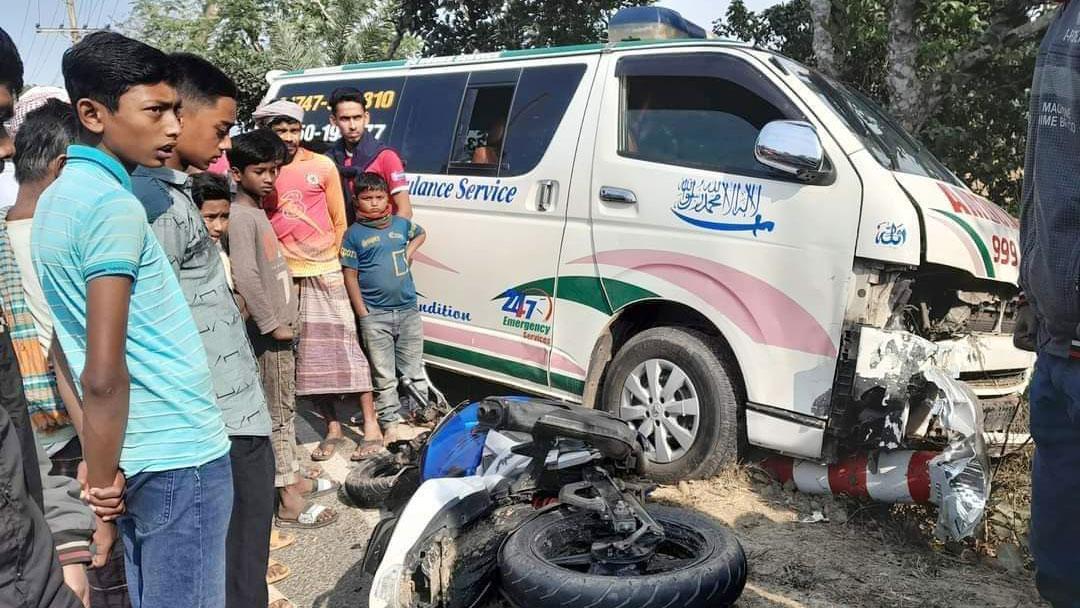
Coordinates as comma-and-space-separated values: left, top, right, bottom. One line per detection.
601, 326, 741, 484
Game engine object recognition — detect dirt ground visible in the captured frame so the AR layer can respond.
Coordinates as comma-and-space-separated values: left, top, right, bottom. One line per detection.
652, 461, 1044, 608
277, 370, 1046, 607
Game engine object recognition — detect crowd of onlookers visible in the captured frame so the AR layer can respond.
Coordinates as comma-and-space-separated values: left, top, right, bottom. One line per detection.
0, 26, 426, 608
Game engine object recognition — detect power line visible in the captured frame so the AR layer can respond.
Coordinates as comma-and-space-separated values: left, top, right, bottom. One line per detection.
36, 1, 100, 44
107, 0, 122, 24
17, 2, 31, 41
30, 0, 69, 84
93, 0, 109, 27
82, 0, 100, 25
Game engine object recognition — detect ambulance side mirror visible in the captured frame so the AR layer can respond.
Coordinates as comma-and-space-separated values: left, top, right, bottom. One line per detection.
755, 120, 829, 182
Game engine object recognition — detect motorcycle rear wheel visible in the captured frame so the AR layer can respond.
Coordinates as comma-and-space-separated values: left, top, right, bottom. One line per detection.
498, 504, 746, 608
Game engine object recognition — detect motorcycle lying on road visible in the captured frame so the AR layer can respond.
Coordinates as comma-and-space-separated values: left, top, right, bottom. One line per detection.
359, 396, 747, 608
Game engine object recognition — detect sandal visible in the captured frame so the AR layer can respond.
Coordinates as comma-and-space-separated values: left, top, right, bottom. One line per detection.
266, 558, 291, 584
310, 437, 346, 461
268, 584, 296, 608
269, 529, 296, 552
303, 464, 324, 479
302, 477, 340, 499
275, 503, 339, 529
351, 439, 388, 462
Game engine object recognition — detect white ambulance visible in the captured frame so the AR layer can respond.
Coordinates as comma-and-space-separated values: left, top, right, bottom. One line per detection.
264, 8, 1034, 482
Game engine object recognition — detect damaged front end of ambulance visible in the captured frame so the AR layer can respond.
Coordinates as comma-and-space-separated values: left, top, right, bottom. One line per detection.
763, 56, 1034, 540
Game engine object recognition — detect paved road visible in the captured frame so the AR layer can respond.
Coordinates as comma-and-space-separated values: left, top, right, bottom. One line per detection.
272, 369, 524, 608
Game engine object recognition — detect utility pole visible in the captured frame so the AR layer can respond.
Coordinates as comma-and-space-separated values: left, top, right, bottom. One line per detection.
36, 0, 102, 44
64, 0, 80, 44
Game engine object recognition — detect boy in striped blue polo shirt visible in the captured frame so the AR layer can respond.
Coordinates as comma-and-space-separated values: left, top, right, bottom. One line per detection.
31, 32, 231, 608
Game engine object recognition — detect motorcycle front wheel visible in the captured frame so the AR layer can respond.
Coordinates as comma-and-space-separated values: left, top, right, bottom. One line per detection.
498, 504, 746, 608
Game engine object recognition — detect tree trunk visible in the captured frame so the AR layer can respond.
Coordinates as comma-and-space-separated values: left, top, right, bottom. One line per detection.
886, 0, 921, 133
808, 0, 839, 78
385, 0, 417, 60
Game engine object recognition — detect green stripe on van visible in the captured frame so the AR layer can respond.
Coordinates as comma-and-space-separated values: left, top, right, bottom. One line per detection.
425, 341, 547, 385
932, 209, 996, 278
424, 341, 584, 395
499, 43, 605, 59
551, 373, 586, 395
342, 59, 408, 72
496, 276, 657, 316
601, 278, 659, 311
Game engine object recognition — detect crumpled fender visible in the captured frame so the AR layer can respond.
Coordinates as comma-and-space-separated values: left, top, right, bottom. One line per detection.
369, 477, 492, 608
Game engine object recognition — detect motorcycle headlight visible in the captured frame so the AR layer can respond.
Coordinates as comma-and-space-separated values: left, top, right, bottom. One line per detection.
369, 564, 403, 608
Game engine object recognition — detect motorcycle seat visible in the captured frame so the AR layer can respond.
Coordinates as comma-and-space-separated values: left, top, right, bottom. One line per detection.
477, 397, 642, 464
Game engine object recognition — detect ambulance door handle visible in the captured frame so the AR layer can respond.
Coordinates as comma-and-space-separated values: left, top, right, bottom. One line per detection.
599, 186, 637, 205
537, 179, 558, 212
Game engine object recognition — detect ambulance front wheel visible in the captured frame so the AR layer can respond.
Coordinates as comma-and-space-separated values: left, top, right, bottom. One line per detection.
601, 326, 742, 484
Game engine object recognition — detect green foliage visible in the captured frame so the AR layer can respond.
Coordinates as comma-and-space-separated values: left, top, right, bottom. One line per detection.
396, 0, 653, 58
126, 0, 654, 125
714, 0, 813, 61
715, 0, 1050, 211
124, 0, 421, 124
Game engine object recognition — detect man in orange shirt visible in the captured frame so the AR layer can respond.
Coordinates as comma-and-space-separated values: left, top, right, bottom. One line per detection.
254, 100, 381, 462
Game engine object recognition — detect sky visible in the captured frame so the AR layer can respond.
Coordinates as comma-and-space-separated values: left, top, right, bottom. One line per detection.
2, 0, 781, 88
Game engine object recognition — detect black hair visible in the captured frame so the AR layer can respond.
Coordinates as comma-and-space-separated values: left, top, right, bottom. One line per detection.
354, 171, 389, 196
329, 87, 366, 115
62, 31, 175, 113
0, 27, 23, 120
228, 128, 285, 171
13, 99, 77, 185
191, 171, 231, 209
170, 52, 237, 107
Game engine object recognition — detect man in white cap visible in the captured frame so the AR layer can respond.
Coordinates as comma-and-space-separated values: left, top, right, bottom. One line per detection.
253, 99, 380, 506
0, 87, 70, 212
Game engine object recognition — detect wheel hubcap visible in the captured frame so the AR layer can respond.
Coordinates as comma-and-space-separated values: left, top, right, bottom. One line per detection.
618, 359, 700, 464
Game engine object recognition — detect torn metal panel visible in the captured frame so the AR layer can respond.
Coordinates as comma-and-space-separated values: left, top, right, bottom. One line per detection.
843, 327, 991, 541
921, 368, 991, 541
852, 328, 962, 450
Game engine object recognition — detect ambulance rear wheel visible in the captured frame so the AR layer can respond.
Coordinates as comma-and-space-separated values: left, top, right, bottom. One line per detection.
601, 327, 741, 483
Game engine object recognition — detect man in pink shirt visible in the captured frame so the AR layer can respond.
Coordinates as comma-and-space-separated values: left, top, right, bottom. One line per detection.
254, 100, 383, 462
325, 87, 412, 225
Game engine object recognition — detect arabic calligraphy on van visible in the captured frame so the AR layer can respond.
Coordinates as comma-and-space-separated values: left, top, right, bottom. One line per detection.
875, 222, 907, 247
670, 177, 775, 236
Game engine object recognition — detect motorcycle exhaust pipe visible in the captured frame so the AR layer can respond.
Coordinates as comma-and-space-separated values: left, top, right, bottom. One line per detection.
760, 450, 937, 504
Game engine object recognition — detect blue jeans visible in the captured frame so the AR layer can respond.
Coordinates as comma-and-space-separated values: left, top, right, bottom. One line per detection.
1029, 353, 1080, 607
118, 453, 233, 608
358, 307, 428, 426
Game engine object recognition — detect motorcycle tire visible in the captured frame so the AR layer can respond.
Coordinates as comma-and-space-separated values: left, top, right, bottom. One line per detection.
499, 504, 746, 608
343, 450, 401, 509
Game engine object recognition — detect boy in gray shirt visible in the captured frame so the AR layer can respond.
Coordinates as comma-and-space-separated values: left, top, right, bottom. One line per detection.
227, 129, 339, 531
131, 54, 272, 608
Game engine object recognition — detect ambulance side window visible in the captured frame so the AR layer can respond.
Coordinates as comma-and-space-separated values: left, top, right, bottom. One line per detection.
389, 73, 468, 174
499, 64, 586, 177
445, 64, 587, 177
449, 69, 520, 175
616, 54, 802, 179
